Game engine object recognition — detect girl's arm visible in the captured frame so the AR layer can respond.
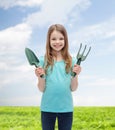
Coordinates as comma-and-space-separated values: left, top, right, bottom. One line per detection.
35, 67, 46, 92
71, 64, 81, 91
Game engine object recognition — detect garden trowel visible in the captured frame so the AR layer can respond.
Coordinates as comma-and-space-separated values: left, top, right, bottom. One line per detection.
25, 48, 44, 78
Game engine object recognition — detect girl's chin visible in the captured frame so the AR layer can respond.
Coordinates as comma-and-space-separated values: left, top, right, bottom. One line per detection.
54, 48, 62, 51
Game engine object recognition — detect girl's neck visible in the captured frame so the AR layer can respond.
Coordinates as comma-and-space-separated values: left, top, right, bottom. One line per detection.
54, 51, 63, 62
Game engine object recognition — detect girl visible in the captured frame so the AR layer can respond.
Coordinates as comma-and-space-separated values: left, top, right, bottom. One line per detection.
35, 24, 81, 130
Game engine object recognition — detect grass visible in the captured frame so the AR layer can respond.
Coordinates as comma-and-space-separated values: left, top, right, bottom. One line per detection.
0, 106, 115, 130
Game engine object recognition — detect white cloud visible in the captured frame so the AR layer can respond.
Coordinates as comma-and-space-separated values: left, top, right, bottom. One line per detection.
0, 23, 32, 89
16, 0, 43, 7
26, 0, 91, 28
0, 95, 42, 106
73, 76, 115, 106
0, 23, 32, 55
73, 95, 115, 106
69, 17, 115, 55
87, 78, 115, 87
0, 64, 34, 88
0, 0, 43, 9
107, 41, 115, 52
79, 74, 115, 88
75, 17, 115, 42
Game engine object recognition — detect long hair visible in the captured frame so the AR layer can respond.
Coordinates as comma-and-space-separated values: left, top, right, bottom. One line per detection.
45, 24, 72, 73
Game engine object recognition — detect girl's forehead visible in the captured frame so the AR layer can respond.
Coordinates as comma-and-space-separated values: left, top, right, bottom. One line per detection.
50, 30, 64, 37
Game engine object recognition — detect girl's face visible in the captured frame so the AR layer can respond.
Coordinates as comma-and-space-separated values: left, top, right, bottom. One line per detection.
50, 30, 65, 52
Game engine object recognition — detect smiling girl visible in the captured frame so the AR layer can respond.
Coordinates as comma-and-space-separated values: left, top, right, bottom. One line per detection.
35, 24, 81, 130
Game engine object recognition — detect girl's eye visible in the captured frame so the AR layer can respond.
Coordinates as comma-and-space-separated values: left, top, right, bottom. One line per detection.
51, 38, 56, 40
51, 37, 64, 41
60, 37, 64, 40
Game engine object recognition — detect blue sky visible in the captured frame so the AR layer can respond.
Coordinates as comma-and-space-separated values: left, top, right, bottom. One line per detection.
0, 0, 115, 106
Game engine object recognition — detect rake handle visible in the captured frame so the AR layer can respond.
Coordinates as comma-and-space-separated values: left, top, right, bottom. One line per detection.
72, 58, 81, 77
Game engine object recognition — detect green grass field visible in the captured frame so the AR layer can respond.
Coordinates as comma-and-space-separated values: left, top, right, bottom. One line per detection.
0, 107, 115, 130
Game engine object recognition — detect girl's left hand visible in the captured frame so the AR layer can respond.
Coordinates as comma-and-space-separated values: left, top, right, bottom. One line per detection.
72, 64, 81, 75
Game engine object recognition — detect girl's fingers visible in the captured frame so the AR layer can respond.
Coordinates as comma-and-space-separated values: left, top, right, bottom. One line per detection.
73, 64, 81, 75
35, 67, 45, 77
35, 67, 42, 76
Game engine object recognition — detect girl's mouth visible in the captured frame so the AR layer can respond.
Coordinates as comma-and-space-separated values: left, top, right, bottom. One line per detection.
54, 45, 62, 48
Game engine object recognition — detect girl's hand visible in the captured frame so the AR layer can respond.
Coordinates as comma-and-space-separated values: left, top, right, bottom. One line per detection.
35, 67, 45, 78
72, 64, 81, 75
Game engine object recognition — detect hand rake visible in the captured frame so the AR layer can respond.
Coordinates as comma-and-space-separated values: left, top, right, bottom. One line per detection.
72, 43, 91, 77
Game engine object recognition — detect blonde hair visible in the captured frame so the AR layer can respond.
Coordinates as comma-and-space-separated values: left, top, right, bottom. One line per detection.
44, 24, 72, 73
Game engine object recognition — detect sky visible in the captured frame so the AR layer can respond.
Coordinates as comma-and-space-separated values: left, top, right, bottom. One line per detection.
0, 0, 115, 106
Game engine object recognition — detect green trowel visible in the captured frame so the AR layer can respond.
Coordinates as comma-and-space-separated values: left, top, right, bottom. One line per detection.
25, 48, 44, 78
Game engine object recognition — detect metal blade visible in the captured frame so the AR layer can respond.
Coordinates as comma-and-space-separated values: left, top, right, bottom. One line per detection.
25, 48, 39, 67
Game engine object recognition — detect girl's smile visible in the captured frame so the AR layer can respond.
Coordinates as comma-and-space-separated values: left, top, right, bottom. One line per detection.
53, 44, 63, 49
50, 30, 65, 52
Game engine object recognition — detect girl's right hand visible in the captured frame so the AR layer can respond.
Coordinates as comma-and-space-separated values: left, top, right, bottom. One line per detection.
35, 67, 45, 78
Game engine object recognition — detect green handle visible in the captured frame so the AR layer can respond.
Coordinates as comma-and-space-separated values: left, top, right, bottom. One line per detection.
72, 58, 81, 77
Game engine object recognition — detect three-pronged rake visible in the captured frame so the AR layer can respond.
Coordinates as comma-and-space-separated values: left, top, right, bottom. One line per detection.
72, 43, 91, 77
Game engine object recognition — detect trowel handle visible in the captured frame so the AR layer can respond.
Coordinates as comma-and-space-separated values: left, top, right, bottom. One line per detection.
40, 74, 45, 78
35, 65, 46, 79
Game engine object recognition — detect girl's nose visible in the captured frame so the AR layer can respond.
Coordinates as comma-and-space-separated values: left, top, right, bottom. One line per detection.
56, 40, 59, 43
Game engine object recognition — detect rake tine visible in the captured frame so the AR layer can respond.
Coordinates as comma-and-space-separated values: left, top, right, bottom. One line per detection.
83, 46, 91, 60
81, 45, 87, 57
77, 43, 82, 58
